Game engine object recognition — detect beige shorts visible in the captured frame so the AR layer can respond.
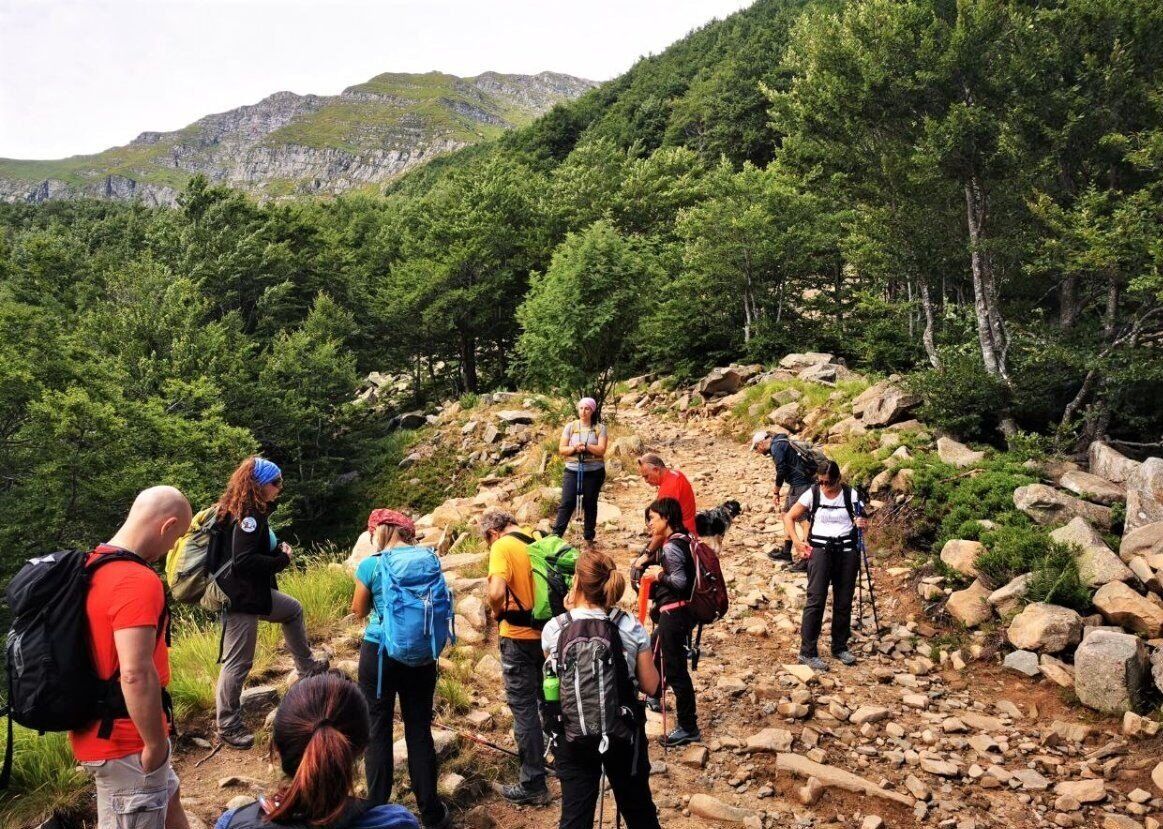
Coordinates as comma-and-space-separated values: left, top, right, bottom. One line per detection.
80, 741, 180, 829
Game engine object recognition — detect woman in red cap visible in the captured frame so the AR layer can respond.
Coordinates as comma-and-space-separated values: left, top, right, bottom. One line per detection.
351, 509, 451, 829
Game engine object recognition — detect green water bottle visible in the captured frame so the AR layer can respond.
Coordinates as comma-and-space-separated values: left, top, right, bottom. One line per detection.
543, 673, 560, 703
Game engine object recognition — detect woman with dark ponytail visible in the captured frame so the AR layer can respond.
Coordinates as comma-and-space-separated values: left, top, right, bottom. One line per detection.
214, 673, 419, 829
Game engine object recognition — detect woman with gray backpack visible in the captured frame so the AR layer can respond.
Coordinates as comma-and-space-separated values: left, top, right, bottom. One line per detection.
541, 550, 662, 829
351, 508, 453, 829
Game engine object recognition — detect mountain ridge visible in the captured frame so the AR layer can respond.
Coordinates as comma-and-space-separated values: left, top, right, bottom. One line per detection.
0, 70, 596, 205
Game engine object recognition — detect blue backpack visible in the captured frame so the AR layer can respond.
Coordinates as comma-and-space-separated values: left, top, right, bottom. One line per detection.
375, 546, 455, 693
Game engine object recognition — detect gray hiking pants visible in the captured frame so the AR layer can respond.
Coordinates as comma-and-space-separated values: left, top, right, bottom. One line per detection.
500, 637, 547, 790
215, 590, 314, 733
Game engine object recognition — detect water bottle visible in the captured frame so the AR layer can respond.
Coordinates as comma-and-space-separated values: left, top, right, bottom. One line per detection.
543, 673, 560, 703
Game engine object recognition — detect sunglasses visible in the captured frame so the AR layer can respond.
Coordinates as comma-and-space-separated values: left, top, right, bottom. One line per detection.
271, 478, 284, 488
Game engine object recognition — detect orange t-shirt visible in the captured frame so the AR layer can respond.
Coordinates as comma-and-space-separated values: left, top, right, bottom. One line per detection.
69, 546, 170, 761
657, 469, 697, 535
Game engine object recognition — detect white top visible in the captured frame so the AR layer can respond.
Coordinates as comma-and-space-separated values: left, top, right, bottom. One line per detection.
542, 607, 651, 689
797, 486, 862, 539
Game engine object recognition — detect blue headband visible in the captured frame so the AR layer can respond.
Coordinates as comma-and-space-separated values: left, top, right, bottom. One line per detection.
253, 458, 282, 485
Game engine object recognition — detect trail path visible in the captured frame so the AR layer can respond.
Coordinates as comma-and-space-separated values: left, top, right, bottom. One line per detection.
171, 405, 1158, 829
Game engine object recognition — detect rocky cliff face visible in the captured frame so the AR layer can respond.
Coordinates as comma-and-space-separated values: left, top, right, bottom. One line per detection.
0, 71, 595, 205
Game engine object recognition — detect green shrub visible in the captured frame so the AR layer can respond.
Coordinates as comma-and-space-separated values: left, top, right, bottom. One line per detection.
458, 392, 480, 410
911, 455, 1038, 549
975, 525, 1093, 611
0, 727, 88, 827
906, 351, 1011, 441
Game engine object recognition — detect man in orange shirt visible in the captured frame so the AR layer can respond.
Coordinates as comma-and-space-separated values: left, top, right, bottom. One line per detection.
480, 508, 550, 807
71, 486, 192, 829
637, 454, 697, 545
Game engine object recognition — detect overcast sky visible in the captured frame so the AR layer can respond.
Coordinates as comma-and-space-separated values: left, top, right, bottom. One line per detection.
0, 0, 754, 160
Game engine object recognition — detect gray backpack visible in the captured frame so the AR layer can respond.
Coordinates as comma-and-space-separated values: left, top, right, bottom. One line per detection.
552, 610, 640, 751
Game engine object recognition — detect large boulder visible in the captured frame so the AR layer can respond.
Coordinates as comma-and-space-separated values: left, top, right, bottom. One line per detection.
1058, 470, 1126, 506
798, 362, 838, 384
496, 409, 537, 425
345, 530, 375, 572
696, 366, 747, 397
1006, 603, 1083, 653
946, 579, 993, 628
940, 540, 982, 578
1120, 522, 1163, 563
1089, 442, 1142, 485
938, 437, 985, 469
1126, 457, 1163, 514
779, 352, 836, 372
768, 401, 804, 431
851, 381, 891, 418
1092, 581, 1163, 637
1073, 630, 1148, 714
1049, 517, 1133, 587
1013, 484, 1112, 530
1126, 488, 1163, 534
861, 386, 922, 428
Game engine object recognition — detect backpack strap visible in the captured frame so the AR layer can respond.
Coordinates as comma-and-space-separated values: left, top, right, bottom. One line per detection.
809, 484, 822, 537
842, 485, 856, 525
506, 530, 537, 545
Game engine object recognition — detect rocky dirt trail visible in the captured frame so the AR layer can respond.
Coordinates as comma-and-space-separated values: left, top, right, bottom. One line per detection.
170, 401, 1163, 829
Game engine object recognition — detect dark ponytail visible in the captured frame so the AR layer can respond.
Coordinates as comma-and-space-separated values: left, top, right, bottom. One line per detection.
266, 674, 369, 826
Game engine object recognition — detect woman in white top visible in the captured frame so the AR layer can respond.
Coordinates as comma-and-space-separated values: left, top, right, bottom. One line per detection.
551, 397, 608, 548
541, 551, 661, 829
783, 460, 869, 671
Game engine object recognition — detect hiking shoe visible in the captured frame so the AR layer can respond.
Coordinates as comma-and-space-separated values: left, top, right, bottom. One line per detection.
833, 650, 857, 666
499, 782, 551, 806
218, 727, 255, 749
787, 559, 808, 573
797, 654, 829, 672
659, 726, 701, 748
298, 655, 331, 679
423, 803, 453, 829
644, 696, 667, 713
767, 548, 792, 562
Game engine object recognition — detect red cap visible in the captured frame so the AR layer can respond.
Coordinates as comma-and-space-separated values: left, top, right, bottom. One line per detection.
367, 508, 415, 538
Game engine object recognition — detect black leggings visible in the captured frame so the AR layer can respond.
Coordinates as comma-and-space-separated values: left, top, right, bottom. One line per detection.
800, 537, 860, 657
650, 607, 697, 733
555, 725, 661, 829
553, 466, 606, 542
357, 640, 443, 826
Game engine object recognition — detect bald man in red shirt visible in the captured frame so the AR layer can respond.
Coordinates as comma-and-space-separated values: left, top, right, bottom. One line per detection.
637, 454, 697, 548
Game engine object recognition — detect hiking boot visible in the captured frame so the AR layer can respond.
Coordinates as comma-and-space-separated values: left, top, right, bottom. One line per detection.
644, 696, 667, 713
218, 726, 255, 749
787, 558, 808, 573
423, 803, 453, 829
767, 548, 792, 562
797, 653, 829, 673
659, 726, 701, 748
833, 650, 857, 666
298, 655, 331, 679
498, 782, 551, 806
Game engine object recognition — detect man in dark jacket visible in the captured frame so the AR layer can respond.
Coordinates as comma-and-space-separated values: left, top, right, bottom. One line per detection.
752, 431, 815, 568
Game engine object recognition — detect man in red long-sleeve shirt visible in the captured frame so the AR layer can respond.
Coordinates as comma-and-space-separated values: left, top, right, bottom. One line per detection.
637, 454, 697, 549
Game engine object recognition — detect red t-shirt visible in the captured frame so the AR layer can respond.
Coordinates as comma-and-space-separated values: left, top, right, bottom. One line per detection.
657, 469, 697, 535
69, 545, 170, 761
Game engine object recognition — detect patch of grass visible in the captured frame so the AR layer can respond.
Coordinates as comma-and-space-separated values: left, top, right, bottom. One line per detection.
458, 392, 480, 410
976, 524, 1092, 610
357, 427, 488, 516
436, 675, 472, 715
729, 377, 869, 434
0, 728, 89, 828
911, 453, 1039, 549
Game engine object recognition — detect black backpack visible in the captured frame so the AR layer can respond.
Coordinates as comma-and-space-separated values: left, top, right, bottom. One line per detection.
552, 611, 642, 751
1, 548, 169, 789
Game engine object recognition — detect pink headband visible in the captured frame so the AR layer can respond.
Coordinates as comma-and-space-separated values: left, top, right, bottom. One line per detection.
578, 397, 597, 412
367, 508, 415, 538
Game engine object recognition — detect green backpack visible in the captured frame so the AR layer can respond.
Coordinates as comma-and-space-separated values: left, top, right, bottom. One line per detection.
503, 532, 579, 629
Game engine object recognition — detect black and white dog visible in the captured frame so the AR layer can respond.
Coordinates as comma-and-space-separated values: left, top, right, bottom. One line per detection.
695, 500, 742, 551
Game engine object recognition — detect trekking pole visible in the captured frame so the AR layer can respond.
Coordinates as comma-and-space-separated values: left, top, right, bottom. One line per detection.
597, 770, 607, 829
855, 503, 880, 635
432, 722, 521, 759
856, 552, 865, 631
576, 446, 585, 529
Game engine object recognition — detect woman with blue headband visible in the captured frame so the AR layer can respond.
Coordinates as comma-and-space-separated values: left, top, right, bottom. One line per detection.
213, 456, 330, 749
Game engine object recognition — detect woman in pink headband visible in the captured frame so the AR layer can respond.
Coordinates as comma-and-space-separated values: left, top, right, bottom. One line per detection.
552, 396, 609, 549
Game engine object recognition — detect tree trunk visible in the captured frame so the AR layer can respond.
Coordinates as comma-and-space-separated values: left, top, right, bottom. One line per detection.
1059, 274, 1081, 329
964, 176, 1010, 384
920, 280, 941, 369
458, 331, 478, 393
1103, 274, 1120, 340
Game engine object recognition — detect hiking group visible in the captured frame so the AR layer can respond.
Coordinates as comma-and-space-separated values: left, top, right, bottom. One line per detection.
3, 396, 873, 829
